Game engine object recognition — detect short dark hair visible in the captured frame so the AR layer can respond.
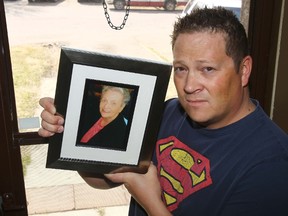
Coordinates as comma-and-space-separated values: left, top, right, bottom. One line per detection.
171, 7, 248, 71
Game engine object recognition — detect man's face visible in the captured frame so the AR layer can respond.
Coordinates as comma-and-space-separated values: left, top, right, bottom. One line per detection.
173, 32, 247, 129
100, 89, 125, 122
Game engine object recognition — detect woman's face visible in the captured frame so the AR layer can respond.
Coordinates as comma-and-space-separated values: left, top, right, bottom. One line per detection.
99, 89, 125, 122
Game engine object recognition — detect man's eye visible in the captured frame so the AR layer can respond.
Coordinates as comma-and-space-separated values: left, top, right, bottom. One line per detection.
203, 67, 214, 73
174, 67, 186, 73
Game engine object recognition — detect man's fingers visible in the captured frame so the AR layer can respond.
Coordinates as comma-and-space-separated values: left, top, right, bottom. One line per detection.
42, 120, 64, 133
38, 97, 64, 137
39, 97, 56, 114
38, 128, 55, 137
40, 110, 64, 125
105, 163, 157, 185
104, 172, 125, 183
146, 162, 158, 176
40, 109, 64, 135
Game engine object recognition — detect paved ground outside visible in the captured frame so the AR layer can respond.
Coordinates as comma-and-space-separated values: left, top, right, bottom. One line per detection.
32, 205, 129, 216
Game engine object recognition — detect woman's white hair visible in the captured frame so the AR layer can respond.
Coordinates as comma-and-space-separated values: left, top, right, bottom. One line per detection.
101, 86, 131, 105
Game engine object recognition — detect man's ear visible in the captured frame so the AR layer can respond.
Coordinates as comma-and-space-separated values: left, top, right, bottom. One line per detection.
240, 55, 253, 87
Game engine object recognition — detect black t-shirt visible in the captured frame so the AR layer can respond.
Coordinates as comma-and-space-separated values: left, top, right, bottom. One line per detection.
129, 99, 288, 216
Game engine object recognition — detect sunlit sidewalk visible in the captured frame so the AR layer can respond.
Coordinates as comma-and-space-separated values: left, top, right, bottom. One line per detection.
31, 205, 129, 216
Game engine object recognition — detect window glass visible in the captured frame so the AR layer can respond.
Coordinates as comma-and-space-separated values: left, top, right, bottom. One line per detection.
4, 0, 180, 133
4, 0, 182, 214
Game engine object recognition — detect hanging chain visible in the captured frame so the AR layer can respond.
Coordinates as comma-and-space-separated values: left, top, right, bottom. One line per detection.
102, 0, 131, 30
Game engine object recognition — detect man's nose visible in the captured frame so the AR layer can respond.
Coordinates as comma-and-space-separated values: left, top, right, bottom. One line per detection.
184, 72, 201, 94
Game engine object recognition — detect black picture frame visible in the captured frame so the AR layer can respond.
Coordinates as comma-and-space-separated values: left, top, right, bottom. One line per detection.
46, 47, 172, 174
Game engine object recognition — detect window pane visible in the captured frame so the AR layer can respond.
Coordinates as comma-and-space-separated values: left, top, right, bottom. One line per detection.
4, 0, 180, 133
4, 0, 182, 214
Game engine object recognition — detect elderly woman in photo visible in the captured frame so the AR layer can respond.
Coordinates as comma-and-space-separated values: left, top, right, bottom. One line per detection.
78, 85, 131, 151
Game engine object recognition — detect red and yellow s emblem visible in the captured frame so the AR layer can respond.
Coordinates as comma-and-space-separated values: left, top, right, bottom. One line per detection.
156, 136, 212, 212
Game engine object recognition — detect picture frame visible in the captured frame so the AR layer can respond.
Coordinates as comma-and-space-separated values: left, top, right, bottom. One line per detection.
46, 47, 172, 174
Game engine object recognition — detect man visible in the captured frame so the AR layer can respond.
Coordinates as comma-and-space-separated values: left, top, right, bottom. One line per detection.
39, 7, 288, 216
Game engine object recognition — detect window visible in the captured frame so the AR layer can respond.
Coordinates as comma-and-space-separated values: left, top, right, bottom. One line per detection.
3, 1, 181, 214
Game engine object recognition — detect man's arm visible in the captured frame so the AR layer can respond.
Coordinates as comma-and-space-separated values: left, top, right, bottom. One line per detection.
106, 163, 172, 216
78, 171, 121, 189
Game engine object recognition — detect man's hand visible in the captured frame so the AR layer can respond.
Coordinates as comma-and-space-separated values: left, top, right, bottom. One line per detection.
105, 163, 172, 216
38, 97, 64, 137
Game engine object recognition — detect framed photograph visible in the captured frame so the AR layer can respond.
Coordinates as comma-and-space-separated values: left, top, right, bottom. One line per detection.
46, 47, 172, 174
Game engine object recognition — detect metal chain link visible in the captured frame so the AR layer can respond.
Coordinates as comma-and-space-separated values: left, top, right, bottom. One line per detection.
102, 0, 131, 30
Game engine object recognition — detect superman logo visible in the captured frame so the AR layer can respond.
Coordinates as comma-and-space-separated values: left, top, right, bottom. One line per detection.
156, 136, 212, 212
